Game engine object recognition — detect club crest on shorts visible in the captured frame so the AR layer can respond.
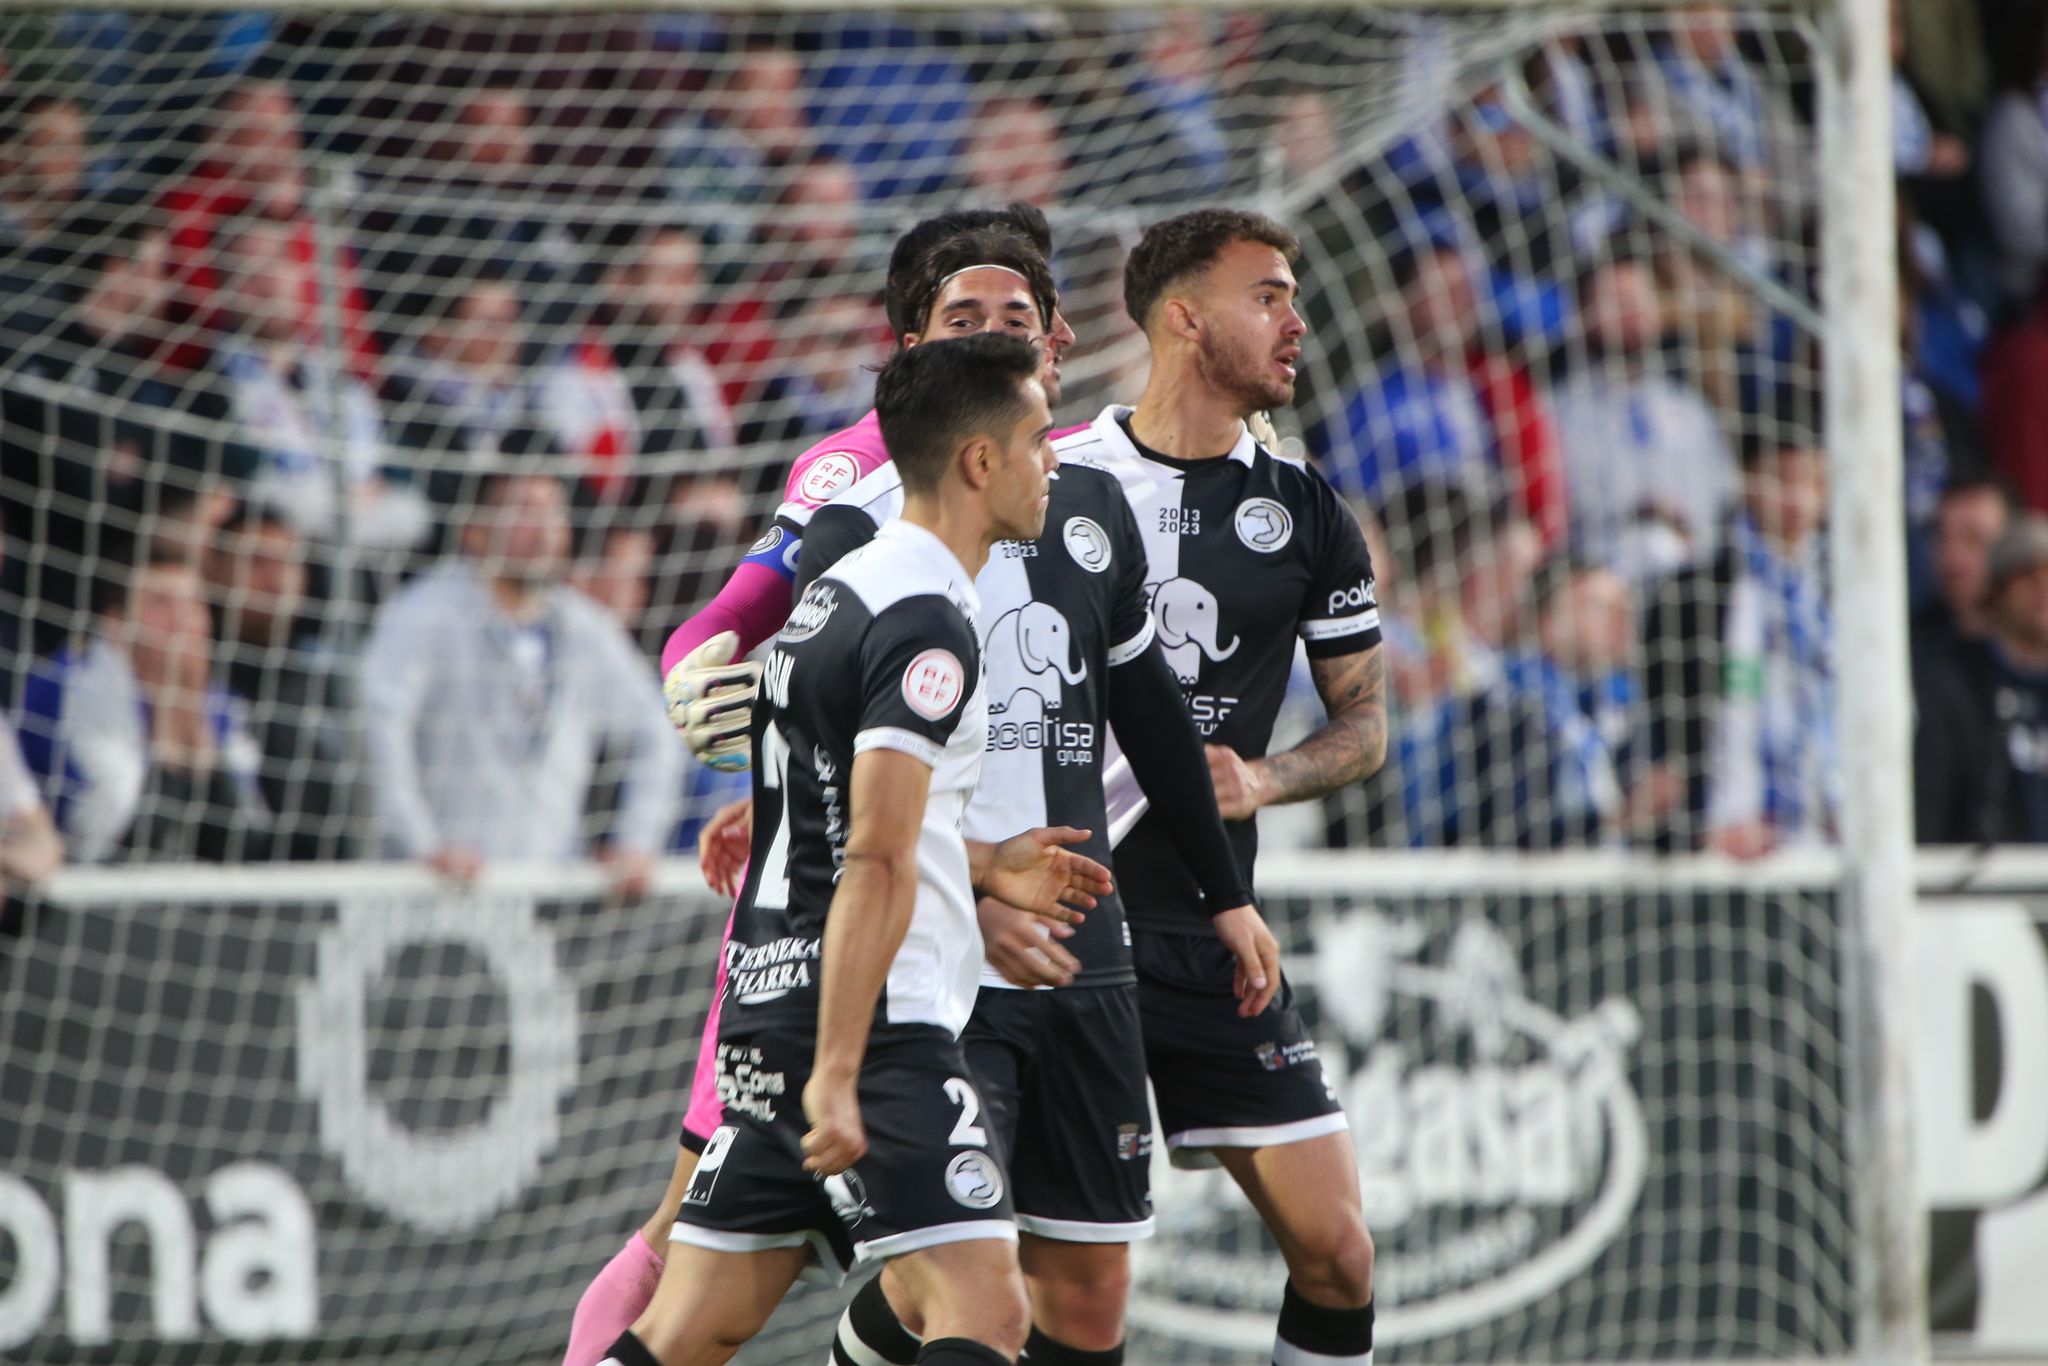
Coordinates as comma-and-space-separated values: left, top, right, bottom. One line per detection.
1062, 516, 1112, 573
1115, 1123, 1152, 1161
1234, 497, 1293, 553
683, 1125, 737, 1206
798, 452, 861, 504
902, 649, 965, 720
944, 1150, 1004, 1210
822, 1169, 875, 1226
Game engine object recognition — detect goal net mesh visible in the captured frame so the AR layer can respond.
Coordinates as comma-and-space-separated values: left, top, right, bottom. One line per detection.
0, 4, 1872, 1364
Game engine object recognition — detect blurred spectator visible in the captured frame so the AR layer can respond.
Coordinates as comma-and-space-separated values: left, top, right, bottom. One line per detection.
1642, 405, 1835, 855
17, 550, 272, 864
158, 78, 380, 377
385, 266, 557, 513
1901, 271, 1986, 604
661, 40, 816, 237
203, 503, 358, 860
647, 471, 755, 632
1979, 275, 2048, 513
0, 93, 92, 258
1553, 250, 1733, 582
1380, 484, 1546, 844
570, 522, 654, 635
1313, 239, 1563, 542
1891, 0, 1969, 184
1269, 87, 1339, 186
0, 205, 248, 653
360, 471, 680, 896
1978, 3, 2048, 309
961, 96, 1068, 209
0, 704, 62, 893
1915, 514, 2048, 844
1655, 144, 1798, 423
700, 161, 878, 445
802, 20, 975, 200
1646, 5, 1802, 207
1914, 475, 2012, 663
1899, 0, 1988, 134
212, 216, 429, 551
545, 224, 734, 508
0, 522, 62, 893
1120, 12, 1230, 202
1900, 197, 1988, 412
359, 85, 585, 348
1455, 556, 1677, 847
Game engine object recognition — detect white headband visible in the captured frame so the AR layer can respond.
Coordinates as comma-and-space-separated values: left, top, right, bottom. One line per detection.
936, 263, 1033, 292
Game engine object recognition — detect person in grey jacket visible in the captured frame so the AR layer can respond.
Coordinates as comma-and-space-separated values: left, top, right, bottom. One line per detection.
362, 468, 680, 897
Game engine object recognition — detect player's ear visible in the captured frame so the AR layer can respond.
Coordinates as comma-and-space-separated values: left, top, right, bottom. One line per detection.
1163, 295, 1201, 344
959, 434, 995, 490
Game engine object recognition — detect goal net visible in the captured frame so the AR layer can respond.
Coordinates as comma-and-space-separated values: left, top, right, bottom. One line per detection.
0, 2, 1920, 1364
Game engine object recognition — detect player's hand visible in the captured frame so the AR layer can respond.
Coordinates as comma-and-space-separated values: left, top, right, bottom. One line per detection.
664, 631, 761, 773
598, 845, 655, 903
1206, 745, 1269, 821
801, 1072, 867, 1176
1212, 903, 1281, 1018
978, 896, 1080, 988
427, 845, 483, 884
698, 796, 754, 898
982, 827, 1106, 925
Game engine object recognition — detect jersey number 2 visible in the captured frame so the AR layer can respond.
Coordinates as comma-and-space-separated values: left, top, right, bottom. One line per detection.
943, 1077, 987, 1147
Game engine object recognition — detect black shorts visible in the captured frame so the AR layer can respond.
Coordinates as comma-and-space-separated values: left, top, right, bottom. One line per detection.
962, 984, 1154, 1242
1132, 929, 1348, 1168
670, 1022, 1016, 1281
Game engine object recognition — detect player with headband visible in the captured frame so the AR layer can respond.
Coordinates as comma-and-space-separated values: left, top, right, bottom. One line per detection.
659, 205, 1075, 773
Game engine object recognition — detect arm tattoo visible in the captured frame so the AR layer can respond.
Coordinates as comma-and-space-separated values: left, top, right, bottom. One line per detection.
1257, 645, 1389, 805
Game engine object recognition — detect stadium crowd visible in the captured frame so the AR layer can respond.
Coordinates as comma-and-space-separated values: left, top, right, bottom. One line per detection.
0, 4, 2044, 885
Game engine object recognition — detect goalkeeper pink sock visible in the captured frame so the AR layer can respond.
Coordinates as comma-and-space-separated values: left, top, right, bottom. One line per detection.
564, 1230, 665, 1366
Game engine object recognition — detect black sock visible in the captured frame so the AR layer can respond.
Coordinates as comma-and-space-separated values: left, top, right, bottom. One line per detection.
599, 1329, 662, 1366
833, 1274, 923, 1366
1021, 1326, 1123, 1364
1273, 1283, 1373, 1365
915, 1338, 1012, 1366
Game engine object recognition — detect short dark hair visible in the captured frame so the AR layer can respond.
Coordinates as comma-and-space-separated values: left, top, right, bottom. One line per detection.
1738, 382, 1823, 467
875, 332, 1042, 496
1530, 551, 1598, 616
1124, 207, 1300, 331
1939, 470, 2015, 509
892, 227, 1058, 347
885, 202, 1054, 340
218, 499, 299, 540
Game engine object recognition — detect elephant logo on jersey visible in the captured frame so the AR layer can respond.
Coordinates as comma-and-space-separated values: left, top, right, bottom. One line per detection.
944, 1151, 1005, 1210
984, 602, 1087, 720
823, 1170, 876, 1226
1150, 577, 1239, 685
1062, 516, 1112, 573
1234, 497, 1294, 553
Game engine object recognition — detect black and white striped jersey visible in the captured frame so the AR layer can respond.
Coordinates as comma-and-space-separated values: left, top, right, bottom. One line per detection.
798, 459, 1160, 989
727, 519, 990, 1037
1056, 405, 1381, 930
